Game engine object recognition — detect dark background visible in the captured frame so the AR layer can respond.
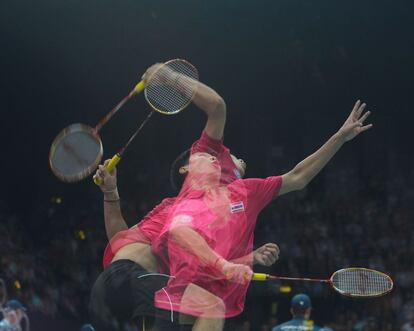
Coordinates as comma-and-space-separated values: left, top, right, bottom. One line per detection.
1, 0, 413, 330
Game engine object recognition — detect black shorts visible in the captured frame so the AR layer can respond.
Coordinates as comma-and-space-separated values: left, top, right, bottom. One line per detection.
89, 259, 191, 331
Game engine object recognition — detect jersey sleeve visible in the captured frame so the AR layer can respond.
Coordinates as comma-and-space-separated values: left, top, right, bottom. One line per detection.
191, 131, 224, 156
244, 176, 283, 211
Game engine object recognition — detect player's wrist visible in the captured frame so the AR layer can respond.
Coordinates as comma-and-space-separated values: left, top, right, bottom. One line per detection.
333, 130, 347, 144
103, 188, 119, 201
252, 251, 259, 265
214, 256, 227, 271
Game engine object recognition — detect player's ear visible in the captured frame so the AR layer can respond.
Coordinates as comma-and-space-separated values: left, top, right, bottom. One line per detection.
179, 165, 189, 174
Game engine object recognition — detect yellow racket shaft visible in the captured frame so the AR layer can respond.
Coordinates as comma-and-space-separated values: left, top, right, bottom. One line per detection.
252, 273, 269, 281
93, 153, 121, 185
93, 79, 145, 186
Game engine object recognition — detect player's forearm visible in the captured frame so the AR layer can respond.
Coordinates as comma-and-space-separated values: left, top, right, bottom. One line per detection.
180, 75, 226, 117
103, 189, 128, 240
170, 225, 221, 266
230, 253, 254, 266
293, 132, 346, 187
193, 82, 226, 118
172, 71, 226, 117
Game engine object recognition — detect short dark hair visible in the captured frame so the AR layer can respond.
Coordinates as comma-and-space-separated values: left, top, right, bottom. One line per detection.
170, 149, 191, 193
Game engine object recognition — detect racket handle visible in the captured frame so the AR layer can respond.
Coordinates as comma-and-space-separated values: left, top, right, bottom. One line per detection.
133, 80, 146, 94
93, 154, 122, 186
252, 273, 269, 281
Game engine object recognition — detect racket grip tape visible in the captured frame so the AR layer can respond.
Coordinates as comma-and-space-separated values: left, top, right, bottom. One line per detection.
252, 273, 269, 281
93, 154, 122, 186
133, 80, 146, 94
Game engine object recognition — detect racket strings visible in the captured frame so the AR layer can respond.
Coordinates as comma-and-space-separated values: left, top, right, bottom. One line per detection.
49, 125, 102, 182
50, 59, 199, 182
332, 269, 393, 297
146, 60, 198, 114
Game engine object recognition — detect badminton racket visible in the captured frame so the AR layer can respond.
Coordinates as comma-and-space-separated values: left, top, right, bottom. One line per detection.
49, 59, 199, 183
252, 268, 393, 298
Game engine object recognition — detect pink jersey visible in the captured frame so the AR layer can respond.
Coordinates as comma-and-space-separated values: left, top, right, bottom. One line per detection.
153, 176, 283, 318
102, 131, 240, 268
102, 197, 175, 268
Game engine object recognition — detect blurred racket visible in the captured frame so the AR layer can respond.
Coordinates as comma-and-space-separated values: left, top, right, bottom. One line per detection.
253, 268, 393, 298
49, 59, 199, 183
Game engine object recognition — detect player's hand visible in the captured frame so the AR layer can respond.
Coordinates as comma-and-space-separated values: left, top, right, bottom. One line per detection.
94, 159, 118, 193
142, 63, 175, 84
337, 100, 373, 142
253, 243, 280, 266
218, 259, 253, 284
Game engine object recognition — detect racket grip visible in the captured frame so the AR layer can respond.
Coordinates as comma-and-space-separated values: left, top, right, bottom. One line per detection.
133, 80, 146, 94
93, 154, 122, 186
252, 273, 269, 281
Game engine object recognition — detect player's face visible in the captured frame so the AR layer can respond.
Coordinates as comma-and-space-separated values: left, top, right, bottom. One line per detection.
188, 153, 220, 174
231, 155, 246, 177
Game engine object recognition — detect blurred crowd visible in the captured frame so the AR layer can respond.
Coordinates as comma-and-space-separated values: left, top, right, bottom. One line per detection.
0, 157, 413, 330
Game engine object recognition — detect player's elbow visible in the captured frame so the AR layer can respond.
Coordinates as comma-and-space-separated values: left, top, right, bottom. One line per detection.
169, 216, 194, 241
289, 168, 308, 191
209, 95, 226, 117
216, 96, 226, 112
169, 224, 188, 239
295, 177, 307, 190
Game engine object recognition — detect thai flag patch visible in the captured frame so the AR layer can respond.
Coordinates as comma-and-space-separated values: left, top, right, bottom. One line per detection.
230, 201, 245, 213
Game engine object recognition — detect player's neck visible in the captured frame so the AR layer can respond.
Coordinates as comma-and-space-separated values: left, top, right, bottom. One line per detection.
188, 174, 220, 190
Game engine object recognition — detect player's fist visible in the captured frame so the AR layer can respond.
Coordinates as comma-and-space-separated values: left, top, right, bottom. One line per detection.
217, 258, 253, 284
94, 159, 117, 193
253, 243, 280, 266
142, 63, 175, 85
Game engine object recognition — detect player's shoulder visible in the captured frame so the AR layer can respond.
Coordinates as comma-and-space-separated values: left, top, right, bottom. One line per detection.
232, 176, 282, 189
143, 197, 176, 220
161, 196, 177, 204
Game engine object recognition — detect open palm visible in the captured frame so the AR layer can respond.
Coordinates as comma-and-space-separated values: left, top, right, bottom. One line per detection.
338, 100, 373, 141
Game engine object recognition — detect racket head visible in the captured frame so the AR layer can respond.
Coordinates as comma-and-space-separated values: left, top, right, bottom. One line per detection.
49, 123, 103, 183
330, 267, 394, 298
144, 59, 199, 115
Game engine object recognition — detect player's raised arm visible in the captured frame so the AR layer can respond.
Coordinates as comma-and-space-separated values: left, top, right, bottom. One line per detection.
94, 160, 128, 240
143, 63, 227, 140
192, 81, 226, 140
279, 100, 373, 196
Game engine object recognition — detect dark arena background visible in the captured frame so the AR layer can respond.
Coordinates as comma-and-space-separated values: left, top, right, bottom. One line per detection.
1, 0, 414, 330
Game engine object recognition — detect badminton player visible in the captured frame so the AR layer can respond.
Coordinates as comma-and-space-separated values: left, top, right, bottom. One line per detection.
152, 99, 372, 322
89, 64, 280, 331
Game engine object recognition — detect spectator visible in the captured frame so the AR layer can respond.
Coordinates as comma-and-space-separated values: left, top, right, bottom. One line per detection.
0, 300, 26, 331
271, 294, 323, 331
